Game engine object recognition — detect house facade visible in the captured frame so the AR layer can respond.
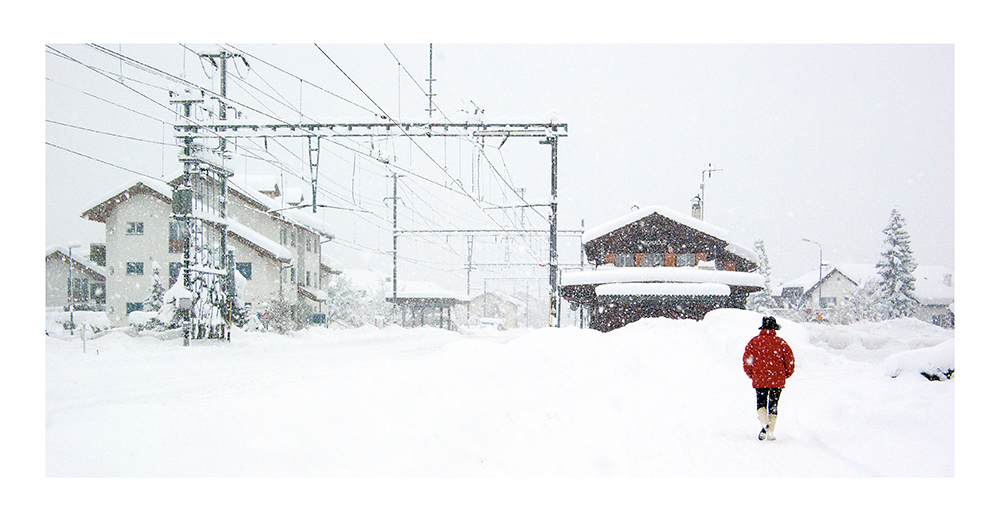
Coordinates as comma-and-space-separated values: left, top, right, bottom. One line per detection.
80, 175, 335, 327
469, 292, 520, 330
45, 246, 107, 311
561, 206, 764, 332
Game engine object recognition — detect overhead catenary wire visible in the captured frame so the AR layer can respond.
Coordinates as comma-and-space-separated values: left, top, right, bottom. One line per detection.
51, 44, 560, 287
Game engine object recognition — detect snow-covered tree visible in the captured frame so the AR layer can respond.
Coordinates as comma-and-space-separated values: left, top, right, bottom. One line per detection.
876, 208, 919, 319
327, 275, 364, 327
840, 278, 884, 323
143, 261, 166, 312
747, 239, 777, 311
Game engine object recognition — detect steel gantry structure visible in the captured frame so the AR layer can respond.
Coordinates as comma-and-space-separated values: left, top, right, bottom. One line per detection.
174, 120, 569, 326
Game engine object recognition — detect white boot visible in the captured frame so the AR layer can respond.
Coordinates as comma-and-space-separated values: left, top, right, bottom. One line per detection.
757, 408, 769, 440
766, 414, 777, 440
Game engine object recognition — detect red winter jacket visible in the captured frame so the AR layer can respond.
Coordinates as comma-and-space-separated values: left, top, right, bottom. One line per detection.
743, 329, 795, 389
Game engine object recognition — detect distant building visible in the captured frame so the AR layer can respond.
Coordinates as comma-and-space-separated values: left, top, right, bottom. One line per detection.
469, 292, 520, 330
45, 245, 107, 311
561, 206, 764, 331
387, 281, 469, 330
778, 263, 954, 328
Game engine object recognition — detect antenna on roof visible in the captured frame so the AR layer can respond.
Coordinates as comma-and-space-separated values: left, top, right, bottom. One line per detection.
697, 163, 723, 220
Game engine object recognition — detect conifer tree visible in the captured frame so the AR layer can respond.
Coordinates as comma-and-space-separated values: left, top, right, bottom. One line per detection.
747, 239, 777, 311
144, 261, 166, 312
876, 208, 919, 319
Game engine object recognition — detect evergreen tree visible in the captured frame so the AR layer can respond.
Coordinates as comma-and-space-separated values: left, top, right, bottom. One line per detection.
143, 261, 166, 312
747, 239, 777, 311
876, 208, 919, 318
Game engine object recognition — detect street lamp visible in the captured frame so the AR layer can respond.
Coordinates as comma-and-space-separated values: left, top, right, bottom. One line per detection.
801, 238, 823, 310
66, 241, 82, 335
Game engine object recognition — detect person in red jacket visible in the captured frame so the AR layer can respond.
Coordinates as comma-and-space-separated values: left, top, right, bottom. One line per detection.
743, 316, 795, 440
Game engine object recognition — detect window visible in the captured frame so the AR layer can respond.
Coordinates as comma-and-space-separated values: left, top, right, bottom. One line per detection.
169, 222, 185, 253
126, 262, 144, 275
169, 262, 182, 286
819, 297, 837, 309
90, 283, 105, 305
614, 253, 635, 267
71, 278, 89, 302
640, 253, 664, 267
306, 237, 312, 252
126, 302, 144, 314
290, 230, 296, 247
235, 262, 252, 280
126, 221, 144, 235
290, 267, 295, 283
306, 271, 311, 287
676, 253, 697, 267
280, 227, 287, 245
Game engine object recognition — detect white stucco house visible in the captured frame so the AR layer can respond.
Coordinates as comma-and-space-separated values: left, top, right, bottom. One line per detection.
80, 174, 336, 327
45, 245, 108, 311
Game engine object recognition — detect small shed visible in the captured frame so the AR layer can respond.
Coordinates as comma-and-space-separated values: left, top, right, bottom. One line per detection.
388, 281, 470, 330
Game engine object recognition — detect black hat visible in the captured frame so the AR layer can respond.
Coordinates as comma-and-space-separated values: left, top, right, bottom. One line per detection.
759, 316, 781, 330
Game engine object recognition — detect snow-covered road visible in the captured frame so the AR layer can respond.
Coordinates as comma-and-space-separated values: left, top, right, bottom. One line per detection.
46, 309, 953, 478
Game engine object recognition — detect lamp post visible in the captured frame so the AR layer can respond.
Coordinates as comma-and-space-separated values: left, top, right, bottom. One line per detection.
801, 238, 823, 309
66, 241, 82, 335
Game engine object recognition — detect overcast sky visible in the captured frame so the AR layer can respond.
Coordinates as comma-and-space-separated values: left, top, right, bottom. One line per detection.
44, 40, 955, 298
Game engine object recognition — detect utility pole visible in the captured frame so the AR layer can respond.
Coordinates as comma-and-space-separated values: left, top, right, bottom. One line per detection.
466, 235, 474, 295
391, 168, 399, 322
541, 135, 559, 327
426, 44, 435, 120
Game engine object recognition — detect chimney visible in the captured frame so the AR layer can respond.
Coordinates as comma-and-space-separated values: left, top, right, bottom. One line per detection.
691, 195, 703, 220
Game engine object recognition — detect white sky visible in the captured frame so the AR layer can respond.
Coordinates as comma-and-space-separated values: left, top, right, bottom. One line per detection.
32, 3, 988, 301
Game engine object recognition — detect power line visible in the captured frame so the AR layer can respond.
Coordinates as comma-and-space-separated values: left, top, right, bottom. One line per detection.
46, 119, 181, 147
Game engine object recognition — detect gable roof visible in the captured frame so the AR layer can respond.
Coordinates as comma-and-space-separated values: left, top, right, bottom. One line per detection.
583, 205, 758, 266
80, 178, 174, 224
46, 246, 108, 280
780, 263, 954, 305
163, 172, 336, 240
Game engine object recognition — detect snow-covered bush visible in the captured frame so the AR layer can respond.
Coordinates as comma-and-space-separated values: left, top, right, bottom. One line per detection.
260, 296, 295, 334
882, 339, 954, 380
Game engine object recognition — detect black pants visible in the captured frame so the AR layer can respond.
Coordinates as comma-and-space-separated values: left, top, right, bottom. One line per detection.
755, 388, 782, 415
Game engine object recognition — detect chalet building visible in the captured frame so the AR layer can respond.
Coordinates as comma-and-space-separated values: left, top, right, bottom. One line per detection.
45, 245, 108, 311
80, 174, 335, 327
561, 206, 764, 332
779, 263, 955, 328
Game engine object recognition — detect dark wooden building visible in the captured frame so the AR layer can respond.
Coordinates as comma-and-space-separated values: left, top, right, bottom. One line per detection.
561, 206, 764, 331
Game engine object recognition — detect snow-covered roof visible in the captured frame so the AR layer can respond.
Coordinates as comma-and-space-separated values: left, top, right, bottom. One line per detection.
561, 265, 765, 289
393, 281, 470, 302
46, 246, 108, 279
225, 219, 293, 262
779, 263, 954, 305
911, 266, 955, 306
780, 263, 879, 293
298, 285, 329, 302
596, 282, 732, 297
224, 176, 337, 240
80, 178, 174, 223
582, 205, 758, 265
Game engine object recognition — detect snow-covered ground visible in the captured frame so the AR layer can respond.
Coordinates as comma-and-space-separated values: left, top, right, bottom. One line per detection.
47, 309, 954, 478
38, 308, 977, 517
